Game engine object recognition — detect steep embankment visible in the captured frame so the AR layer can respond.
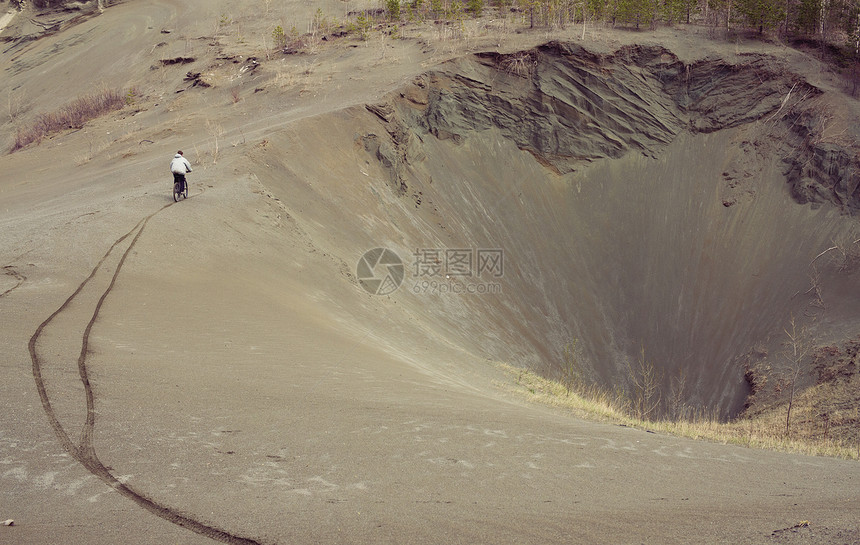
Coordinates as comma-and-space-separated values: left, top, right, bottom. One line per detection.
255, 42, 860, 418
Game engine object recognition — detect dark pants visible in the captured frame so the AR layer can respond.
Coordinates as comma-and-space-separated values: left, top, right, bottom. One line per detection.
173, 172, 186, 191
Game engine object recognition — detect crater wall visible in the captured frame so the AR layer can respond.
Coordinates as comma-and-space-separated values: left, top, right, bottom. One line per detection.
257, 42, 860, 417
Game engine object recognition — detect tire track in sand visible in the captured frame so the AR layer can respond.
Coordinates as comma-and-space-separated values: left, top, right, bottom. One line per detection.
28, 200, 263, 545
1, 265, 25, 298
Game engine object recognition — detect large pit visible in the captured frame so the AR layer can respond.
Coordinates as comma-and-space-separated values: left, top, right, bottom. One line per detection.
255, 42, 860, 418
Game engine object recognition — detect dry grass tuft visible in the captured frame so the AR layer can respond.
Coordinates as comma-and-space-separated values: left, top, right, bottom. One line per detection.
501, 52, 536, 77
495, 363, 860, 460
11, 88, 128, 153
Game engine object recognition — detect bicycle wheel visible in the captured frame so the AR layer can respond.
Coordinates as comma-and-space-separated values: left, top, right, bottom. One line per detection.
182, 181, 188, 199
173, 182, 182, 202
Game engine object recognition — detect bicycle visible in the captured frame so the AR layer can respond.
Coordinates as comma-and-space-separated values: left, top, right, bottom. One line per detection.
173, 178, 188, 202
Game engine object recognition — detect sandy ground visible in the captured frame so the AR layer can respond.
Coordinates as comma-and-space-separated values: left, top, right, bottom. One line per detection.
1, 0, 859, 544
0, 10, 15, 34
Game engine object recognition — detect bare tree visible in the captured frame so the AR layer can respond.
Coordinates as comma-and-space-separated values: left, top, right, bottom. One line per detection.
560, 339, 582, 395
669, 367, 689, 421
627, 347, 662, 420
781, 315, 811, 437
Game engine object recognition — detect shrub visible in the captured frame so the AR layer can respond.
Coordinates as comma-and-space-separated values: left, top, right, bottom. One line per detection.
125, 87, 139, 106
387, 0, 401, 21
467, 0, 484, 17
272, 25, 287, 49
355, 13, 371, 40
11, 88, 127, 153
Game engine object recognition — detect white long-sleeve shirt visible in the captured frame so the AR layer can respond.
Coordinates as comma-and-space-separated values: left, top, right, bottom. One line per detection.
170, 154, 192, 174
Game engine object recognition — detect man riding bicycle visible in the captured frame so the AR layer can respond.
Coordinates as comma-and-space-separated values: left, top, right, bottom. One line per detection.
170, 150, 192, 193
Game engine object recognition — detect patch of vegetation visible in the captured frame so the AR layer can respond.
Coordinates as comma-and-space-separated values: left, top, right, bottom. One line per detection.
124, 87, 140, 106
496, 362, 859, 459
272, 25, 288, 49
11, 88, 131, 153
387, 0, 402, 21
275, 0, 858, 93
496, 324, 859, 460
743, 332, 860, 454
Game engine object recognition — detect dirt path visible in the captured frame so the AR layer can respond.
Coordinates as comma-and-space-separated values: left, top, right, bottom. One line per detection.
26, 197, 264, 545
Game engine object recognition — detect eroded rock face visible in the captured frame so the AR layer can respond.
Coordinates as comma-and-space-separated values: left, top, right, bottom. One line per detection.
13, 0, 114, 12
368, 41, 858, 211
27, 0, 90, 8
782, 117, 860, 210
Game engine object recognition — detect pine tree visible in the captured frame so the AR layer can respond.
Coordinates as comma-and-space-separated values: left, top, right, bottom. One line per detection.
794, 0, 821, 34
615, 0, 658, 27
387, 0, 402, 21
736, 0, 785, 32
662, 0, 698, 22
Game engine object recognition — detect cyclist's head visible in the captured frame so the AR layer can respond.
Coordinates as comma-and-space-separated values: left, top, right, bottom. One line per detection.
177, 150, 183, 155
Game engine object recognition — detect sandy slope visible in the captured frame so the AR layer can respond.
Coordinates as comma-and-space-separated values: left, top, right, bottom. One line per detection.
0, 10, 15, 35
1, 1, 858, 544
